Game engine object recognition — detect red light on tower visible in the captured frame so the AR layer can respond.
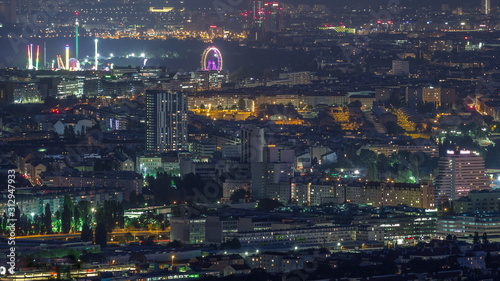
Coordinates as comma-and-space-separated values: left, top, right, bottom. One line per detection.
75, 11, 79, 16
464, 36, 469, 40
376, 20, 382, 24
387, 20, 393, 24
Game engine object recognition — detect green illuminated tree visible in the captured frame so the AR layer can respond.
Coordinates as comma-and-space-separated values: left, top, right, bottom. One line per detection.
73, 207, 81, 231
396, 169, 415, 183
54, 211, 61, 233
1, 212, 7, 232
77, 200, 92, 226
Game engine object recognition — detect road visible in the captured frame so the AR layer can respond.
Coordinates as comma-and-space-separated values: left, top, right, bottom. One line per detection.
15, 229, 170, 241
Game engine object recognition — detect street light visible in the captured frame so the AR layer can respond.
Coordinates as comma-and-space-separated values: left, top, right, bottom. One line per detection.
171, 255, 175, 268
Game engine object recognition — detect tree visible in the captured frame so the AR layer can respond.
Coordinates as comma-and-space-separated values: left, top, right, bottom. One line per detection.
311, 157, 318, 167
166, 240, 182, 248
473, 232, 480, 244
348, 100, 362, 108
81, 223, 93, 242
396, 169, 416, 183
482, 232, 489, 244
147, 173, 179, 205
54, 211, 61, 232
44, 204, 53, 234
486, 251, 492, 268
256, 198, 284, 211
446, 234, 453, 241
63, 125, 76, 139
238, 98, 246, 111
249, 268, 268, 280
61, 205, 71, 233
125, 232, 133, 242
61, 195, 74, 233
368, 162, 379, 181
63, 126, 70, 139
95, 222, 107, 248
73, 207, 81, 232
77, 200, 92, 226
417, 102, 436, 115
230, 189, 251, 202
199, 104, 205, 109
95, 200, 124, 233
14, 207, 21, 235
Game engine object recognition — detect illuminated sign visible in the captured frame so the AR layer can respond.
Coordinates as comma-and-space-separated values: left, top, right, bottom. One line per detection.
149, 7, 174, 12
165, 274, 200, 279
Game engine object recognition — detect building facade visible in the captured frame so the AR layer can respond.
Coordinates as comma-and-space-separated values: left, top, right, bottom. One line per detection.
145, 90, 188, 153
435, 150, 490, 206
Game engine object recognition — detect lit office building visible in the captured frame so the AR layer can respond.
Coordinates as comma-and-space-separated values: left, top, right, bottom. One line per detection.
145, 90, 188, 153
435, 150, 490, 206
481, 0, 490, 15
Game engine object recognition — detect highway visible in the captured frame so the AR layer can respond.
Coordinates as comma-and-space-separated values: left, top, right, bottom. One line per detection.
15, 229, 170, 242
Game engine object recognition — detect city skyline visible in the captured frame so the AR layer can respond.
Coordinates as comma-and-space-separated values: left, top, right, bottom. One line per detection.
1, 0, 500, 280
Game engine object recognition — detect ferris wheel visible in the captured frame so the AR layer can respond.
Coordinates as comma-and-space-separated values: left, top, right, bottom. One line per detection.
201, 46, 223, 71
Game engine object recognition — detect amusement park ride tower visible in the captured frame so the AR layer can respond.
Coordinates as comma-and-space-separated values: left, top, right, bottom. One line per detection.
196, 46, 228, 91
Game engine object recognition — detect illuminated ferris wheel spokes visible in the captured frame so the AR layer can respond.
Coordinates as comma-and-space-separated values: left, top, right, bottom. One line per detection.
201, 47, 223, 71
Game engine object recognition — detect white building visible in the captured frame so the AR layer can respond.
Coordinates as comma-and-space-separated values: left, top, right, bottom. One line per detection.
435, 150, 490, 205
53, 119, 93, 137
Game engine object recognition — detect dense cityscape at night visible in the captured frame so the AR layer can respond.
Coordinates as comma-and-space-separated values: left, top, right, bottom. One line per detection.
2, 0, 500, 280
